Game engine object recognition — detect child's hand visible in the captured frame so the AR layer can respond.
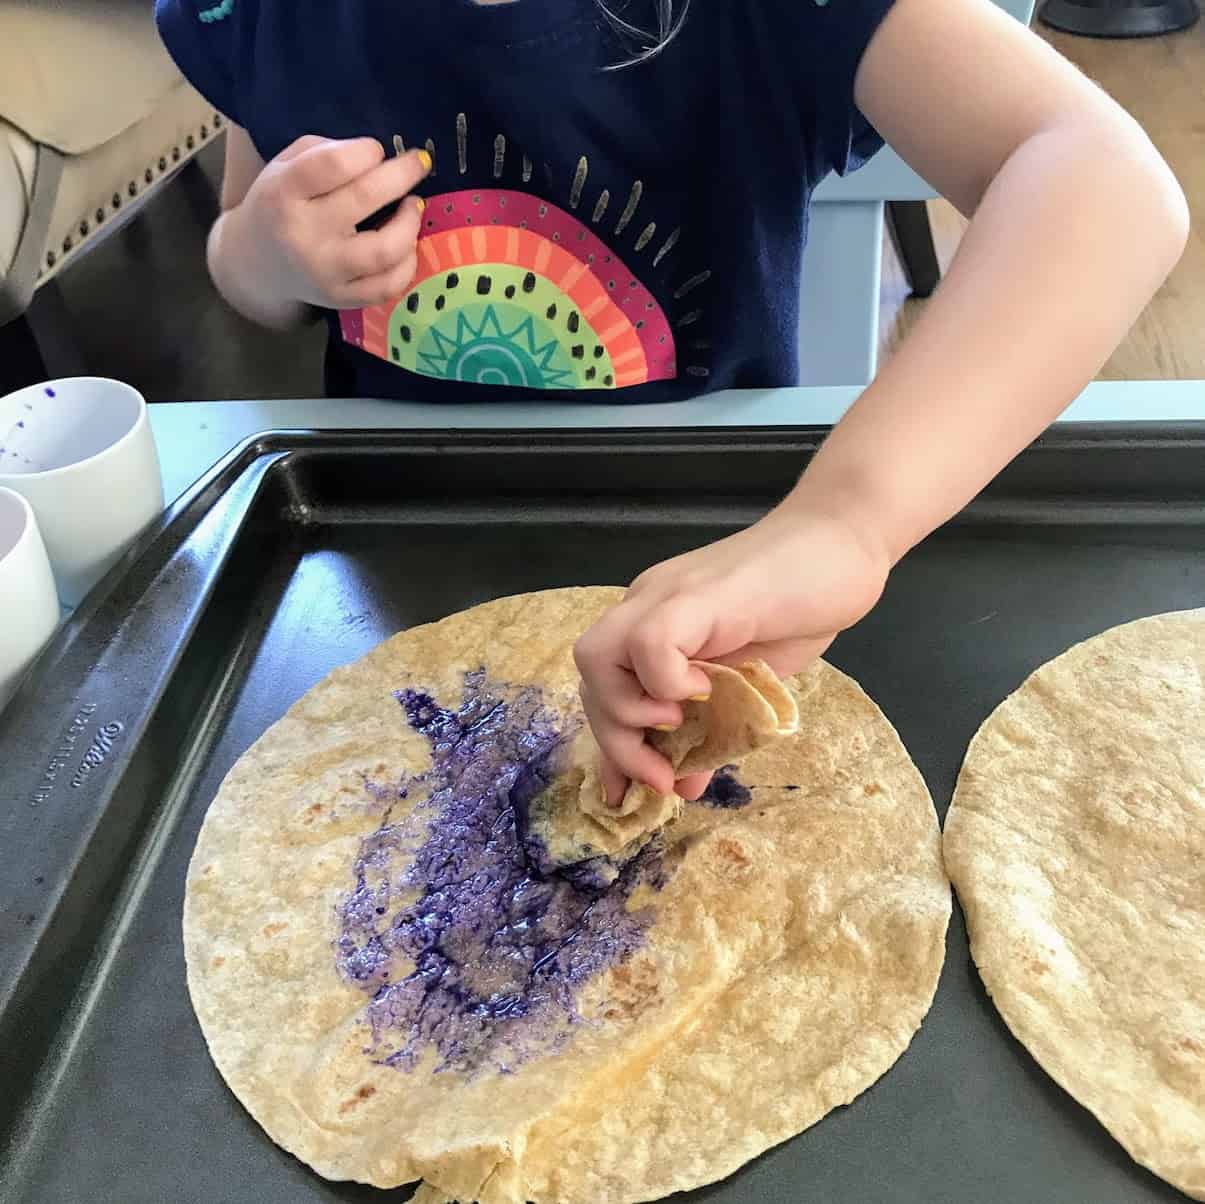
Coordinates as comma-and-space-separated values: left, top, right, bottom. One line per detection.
574, 506, 890, 805
217, 136, 430, 323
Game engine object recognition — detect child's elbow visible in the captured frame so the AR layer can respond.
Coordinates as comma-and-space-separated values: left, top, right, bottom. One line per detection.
1159, 172, 1191, 268
1124, 130, 1190, 273
1147, 178, 1190, 287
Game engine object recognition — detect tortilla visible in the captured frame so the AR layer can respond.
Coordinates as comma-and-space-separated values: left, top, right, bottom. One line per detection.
184, 586, 949, 1201
944, 610, 1205, 1199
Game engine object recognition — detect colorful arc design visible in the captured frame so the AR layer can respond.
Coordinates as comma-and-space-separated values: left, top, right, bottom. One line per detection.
340, 189, 677, 391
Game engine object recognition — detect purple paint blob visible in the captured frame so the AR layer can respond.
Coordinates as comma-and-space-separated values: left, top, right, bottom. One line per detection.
336, 670, 665, 1076
16, 420, 24, 429
44, 388, 55, 398
699, 766, 753, 809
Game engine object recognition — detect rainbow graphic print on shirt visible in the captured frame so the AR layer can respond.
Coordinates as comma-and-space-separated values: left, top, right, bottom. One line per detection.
339, 127, 712, 392
342, 189, 691, 390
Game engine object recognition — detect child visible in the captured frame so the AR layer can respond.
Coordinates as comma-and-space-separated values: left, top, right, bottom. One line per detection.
157, 0, 1188, 803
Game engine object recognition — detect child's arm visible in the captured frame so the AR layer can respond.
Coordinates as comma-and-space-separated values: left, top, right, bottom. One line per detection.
805, 0, 1187, 565
153, 1, 430, 328
205, 125, 431, 330
575, 0, 1188, 803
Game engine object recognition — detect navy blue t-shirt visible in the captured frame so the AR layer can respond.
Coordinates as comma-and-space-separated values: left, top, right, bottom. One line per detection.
157, 0, 893, 402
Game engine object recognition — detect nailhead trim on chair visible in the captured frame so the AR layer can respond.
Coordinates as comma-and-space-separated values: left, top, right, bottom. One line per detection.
39, 113, 225, 277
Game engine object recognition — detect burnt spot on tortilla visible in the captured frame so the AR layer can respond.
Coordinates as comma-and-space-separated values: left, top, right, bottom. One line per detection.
339, 1083, 377, 1113
713, 837, 753, 877
599, 958, 661, 1023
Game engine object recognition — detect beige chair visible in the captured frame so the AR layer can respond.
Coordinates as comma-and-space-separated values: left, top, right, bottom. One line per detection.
0, 0, 220, 382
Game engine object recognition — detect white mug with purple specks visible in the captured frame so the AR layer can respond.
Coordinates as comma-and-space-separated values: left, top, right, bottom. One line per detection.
0, 486, 60, 710
0, 379, 163, 606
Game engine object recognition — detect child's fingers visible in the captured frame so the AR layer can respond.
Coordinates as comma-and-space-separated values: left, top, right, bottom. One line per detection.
275, 134, 329, 163
324, 149, 432, 229
285, 137, 385, 199
573, 604, 628, 677
626, 595, 714, 701
598, 754, 629, 811
603, 730, 676, 802
338, 198, 424, 281
579, 692, 676, 802
578, 669, 683, 732
575, 603, 687, 718
674, 771, 712, 801
333, 250, 419, 308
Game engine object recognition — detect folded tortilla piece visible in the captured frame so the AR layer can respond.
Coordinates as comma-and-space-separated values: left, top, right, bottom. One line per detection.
588, 658, 799, 817
526, 660, 799, 868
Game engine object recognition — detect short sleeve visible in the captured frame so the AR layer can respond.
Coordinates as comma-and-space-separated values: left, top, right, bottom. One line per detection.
795, 0, 897, 178
155, 0, 243, 126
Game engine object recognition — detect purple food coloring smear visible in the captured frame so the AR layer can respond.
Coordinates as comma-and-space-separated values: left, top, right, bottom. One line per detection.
699, 765, 753, 809
336, 670, 665, 1077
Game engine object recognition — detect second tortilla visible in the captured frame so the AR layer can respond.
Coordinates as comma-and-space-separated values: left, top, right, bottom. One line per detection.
944, 610, 1205, 1200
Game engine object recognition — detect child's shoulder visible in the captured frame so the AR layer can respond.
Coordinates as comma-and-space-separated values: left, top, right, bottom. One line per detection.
156, 0, 252, 124
155, 0, 249, 44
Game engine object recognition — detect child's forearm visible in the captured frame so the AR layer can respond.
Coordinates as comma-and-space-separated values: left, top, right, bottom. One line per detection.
785, 118, 1189, 566
206, 207, 312, 331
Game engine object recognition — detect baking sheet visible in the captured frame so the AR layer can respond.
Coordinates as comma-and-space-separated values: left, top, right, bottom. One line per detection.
1, 427, 1202, 1203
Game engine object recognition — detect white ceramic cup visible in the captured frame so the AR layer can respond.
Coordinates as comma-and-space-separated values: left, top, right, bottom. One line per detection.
0, 485, 61, 710
0, 379, 164, 606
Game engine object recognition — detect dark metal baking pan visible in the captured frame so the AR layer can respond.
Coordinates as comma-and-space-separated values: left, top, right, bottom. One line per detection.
2, 426, 1203, 1204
